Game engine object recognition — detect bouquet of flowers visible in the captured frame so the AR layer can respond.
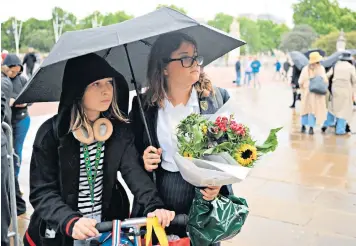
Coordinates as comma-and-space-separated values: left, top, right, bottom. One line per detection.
177, 114, 281, 167
173, 107, 282, 186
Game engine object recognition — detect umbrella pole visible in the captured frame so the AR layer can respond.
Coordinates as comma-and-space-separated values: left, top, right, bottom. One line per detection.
124, 44, 157, 183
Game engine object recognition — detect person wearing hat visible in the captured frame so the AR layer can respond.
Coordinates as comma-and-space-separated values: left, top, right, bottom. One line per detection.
322, 52, 356, 135
298, 52, 328, 134
23, 53, 175, 246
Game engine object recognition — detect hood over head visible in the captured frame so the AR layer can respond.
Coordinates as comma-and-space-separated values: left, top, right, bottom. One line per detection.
56, 53, 129, 138
2, 54, 23, 73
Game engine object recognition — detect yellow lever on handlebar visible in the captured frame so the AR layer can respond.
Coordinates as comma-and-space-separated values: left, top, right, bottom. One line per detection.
146, 217, 168, 246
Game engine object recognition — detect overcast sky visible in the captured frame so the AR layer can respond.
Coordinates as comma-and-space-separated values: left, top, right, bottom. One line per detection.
1, 0, 355, 27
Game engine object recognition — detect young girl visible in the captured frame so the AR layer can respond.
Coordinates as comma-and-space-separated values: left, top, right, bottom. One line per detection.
130, 32, 232, 241
24, 53, 174, 246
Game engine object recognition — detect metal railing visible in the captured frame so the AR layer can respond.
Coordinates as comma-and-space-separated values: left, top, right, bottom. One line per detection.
2, 122, 20, 246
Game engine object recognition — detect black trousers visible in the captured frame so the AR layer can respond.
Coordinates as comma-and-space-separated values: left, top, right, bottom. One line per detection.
26, 65, 34, 78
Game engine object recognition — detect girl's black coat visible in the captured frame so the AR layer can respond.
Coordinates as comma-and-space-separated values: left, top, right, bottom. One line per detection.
24, 116, 164, 246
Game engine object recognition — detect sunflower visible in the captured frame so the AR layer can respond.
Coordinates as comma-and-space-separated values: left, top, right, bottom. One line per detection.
183, 151, 194, 158
235, 144, 257, 167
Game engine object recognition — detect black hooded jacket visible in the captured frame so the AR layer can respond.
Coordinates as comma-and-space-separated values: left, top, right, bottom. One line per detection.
2, 54, 29, 122
24, 53, 164, 246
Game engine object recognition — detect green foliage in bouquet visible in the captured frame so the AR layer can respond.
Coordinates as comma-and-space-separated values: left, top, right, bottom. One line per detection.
177, 114, 282, 167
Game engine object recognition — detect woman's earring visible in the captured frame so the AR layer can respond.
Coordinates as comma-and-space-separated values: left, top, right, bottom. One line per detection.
93, 118, 113, 142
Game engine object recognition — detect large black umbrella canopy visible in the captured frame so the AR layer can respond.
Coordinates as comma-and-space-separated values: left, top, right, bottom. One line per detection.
16, 7, 245, 104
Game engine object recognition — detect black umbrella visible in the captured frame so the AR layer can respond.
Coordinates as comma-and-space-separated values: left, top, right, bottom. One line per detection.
321, 50, 356, 68
288, 51, 308, 70
348, 49, 356, 56
16, 7, 245, 104
16, 7, 245, 182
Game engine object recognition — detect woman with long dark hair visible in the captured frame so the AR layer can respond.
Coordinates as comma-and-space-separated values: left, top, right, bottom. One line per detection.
130, 32, 232, 241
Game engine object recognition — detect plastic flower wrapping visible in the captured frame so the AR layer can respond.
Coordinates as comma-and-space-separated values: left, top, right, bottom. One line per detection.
173, 98, 282, 187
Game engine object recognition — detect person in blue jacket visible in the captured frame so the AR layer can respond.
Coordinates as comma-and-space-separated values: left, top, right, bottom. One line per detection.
251, 56, 262, 88
273, 60, 282, 81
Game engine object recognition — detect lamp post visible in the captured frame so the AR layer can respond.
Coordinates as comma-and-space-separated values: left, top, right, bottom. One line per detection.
336, 29, 346, 52
53, 11, 68, 42
228, 17, 241, 66
11, 18, 22, 55
91, 13, 103, 28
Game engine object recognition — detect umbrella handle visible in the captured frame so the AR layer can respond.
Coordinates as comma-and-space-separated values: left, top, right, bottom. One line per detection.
124, 44, 157, 184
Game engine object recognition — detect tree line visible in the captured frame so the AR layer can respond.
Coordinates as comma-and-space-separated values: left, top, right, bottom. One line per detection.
1, 1, 355, 55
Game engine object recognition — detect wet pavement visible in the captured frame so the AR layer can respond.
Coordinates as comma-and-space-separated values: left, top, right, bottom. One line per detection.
15, 66, 356, 245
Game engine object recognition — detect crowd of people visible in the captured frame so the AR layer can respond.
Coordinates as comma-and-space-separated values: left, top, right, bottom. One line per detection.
232, 51, 356, 136
233, 56, 262, 88
233, 56, 291, 88
296, 51, 356, 135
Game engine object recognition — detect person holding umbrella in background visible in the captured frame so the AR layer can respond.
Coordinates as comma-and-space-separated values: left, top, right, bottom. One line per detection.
322, 52, 356, 135
298, 52, 328, 135
288, 51, 309, 109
